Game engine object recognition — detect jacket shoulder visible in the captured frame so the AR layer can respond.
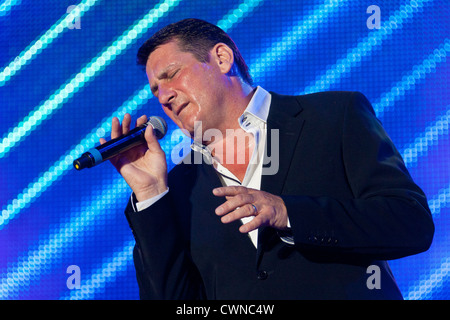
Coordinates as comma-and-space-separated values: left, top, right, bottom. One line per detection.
272, 91, 375, 117
296, 91, 370, 109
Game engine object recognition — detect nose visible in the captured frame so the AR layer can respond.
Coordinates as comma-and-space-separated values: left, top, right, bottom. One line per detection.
158, 84, 176, 107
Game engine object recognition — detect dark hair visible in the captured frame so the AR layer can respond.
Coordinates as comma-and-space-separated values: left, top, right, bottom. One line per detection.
137, 18, 253, 85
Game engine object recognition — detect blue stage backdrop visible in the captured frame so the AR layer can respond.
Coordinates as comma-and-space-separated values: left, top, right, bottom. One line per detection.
0, 0, 448, 300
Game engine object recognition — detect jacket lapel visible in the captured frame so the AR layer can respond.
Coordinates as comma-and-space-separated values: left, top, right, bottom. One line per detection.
257, 93, 305, 261
261, 92, 304, 195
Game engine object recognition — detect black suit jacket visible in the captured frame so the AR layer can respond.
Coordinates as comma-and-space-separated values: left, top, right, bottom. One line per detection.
125, 91, 434, 299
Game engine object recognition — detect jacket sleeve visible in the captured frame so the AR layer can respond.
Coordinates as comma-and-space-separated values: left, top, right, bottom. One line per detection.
125, 192, 206, 300
282, 92, 434, 260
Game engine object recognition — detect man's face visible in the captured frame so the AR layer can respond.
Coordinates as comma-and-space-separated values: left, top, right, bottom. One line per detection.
146, 40, 229, 138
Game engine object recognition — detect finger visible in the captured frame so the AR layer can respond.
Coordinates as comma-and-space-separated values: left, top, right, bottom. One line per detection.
136, 114, 148, 127
239, 214, 268, 233
111, 116, 122, 139
144, 118, 164, 152
220, 203, 257, 224
122, 113, 132, 135
213, 185, 250, 197
215, 193, 255, 216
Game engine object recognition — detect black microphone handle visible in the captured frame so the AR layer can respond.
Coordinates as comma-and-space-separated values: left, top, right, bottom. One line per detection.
73, 123, 148, 170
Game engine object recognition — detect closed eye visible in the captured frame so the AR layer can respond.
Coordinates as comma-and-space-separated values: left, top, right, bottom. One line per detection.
169, 69, 179, 79
150, 66, 180, 97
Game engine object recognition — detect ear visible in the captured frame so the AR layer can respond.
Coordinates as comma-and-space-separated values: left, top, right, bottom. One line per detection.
210, 43, 234, 75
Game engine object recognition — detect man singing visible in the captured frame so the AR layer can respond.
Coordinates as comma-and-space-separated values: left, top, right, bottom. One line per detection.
102, 18, 434, 299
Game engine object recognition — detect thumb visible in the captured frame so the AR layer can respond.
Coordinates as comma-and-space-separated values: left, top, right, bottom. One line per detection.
144, 122, 164, 153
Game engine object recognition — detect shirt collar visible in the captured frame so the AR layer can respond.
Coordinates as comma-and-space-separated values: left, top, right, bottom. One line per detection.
239, 86, 271, 128
191, 86, 271, 155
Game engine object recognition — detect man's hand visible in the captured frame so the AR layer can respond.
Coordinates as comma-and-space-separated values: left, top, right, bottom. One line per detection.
100, 113, 168, 202
213, 186, 288, 233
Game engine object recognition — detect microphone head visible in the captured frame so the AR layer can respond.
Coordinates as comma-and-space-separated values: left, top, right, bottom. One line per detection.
147, 116, 168, 140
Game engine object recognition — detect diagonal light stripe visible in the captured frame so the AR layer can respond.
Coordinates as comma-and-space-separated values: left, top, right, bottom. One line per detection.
0, 0, 21, 17
0, 176, 128, 299
373, 39, 450, 118
406, 257, 450, 300
427, 184, 450, 219
61, 240, 135, 300
401, 106, 450, 168
0, 85, 152, 229
0, 0, 101, 84
217, 0, 265, 32
0, 0, 181, 159
250, 0, 349, 84
300, 0, 434, 95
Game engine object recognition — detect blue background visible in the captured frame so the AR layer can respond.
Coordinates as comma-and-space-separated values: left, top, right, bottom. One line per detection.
0, 0, 448, 299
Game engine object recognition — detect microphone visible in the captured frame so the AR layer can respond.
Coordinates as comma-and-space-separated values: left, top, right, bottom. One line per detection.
73, 116, 167, 170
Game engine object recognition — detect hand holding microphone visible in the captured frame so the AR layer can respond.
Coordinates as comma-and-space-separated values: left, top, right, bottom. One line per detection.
74, 114, 169, 201
74, 115, 167, 170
